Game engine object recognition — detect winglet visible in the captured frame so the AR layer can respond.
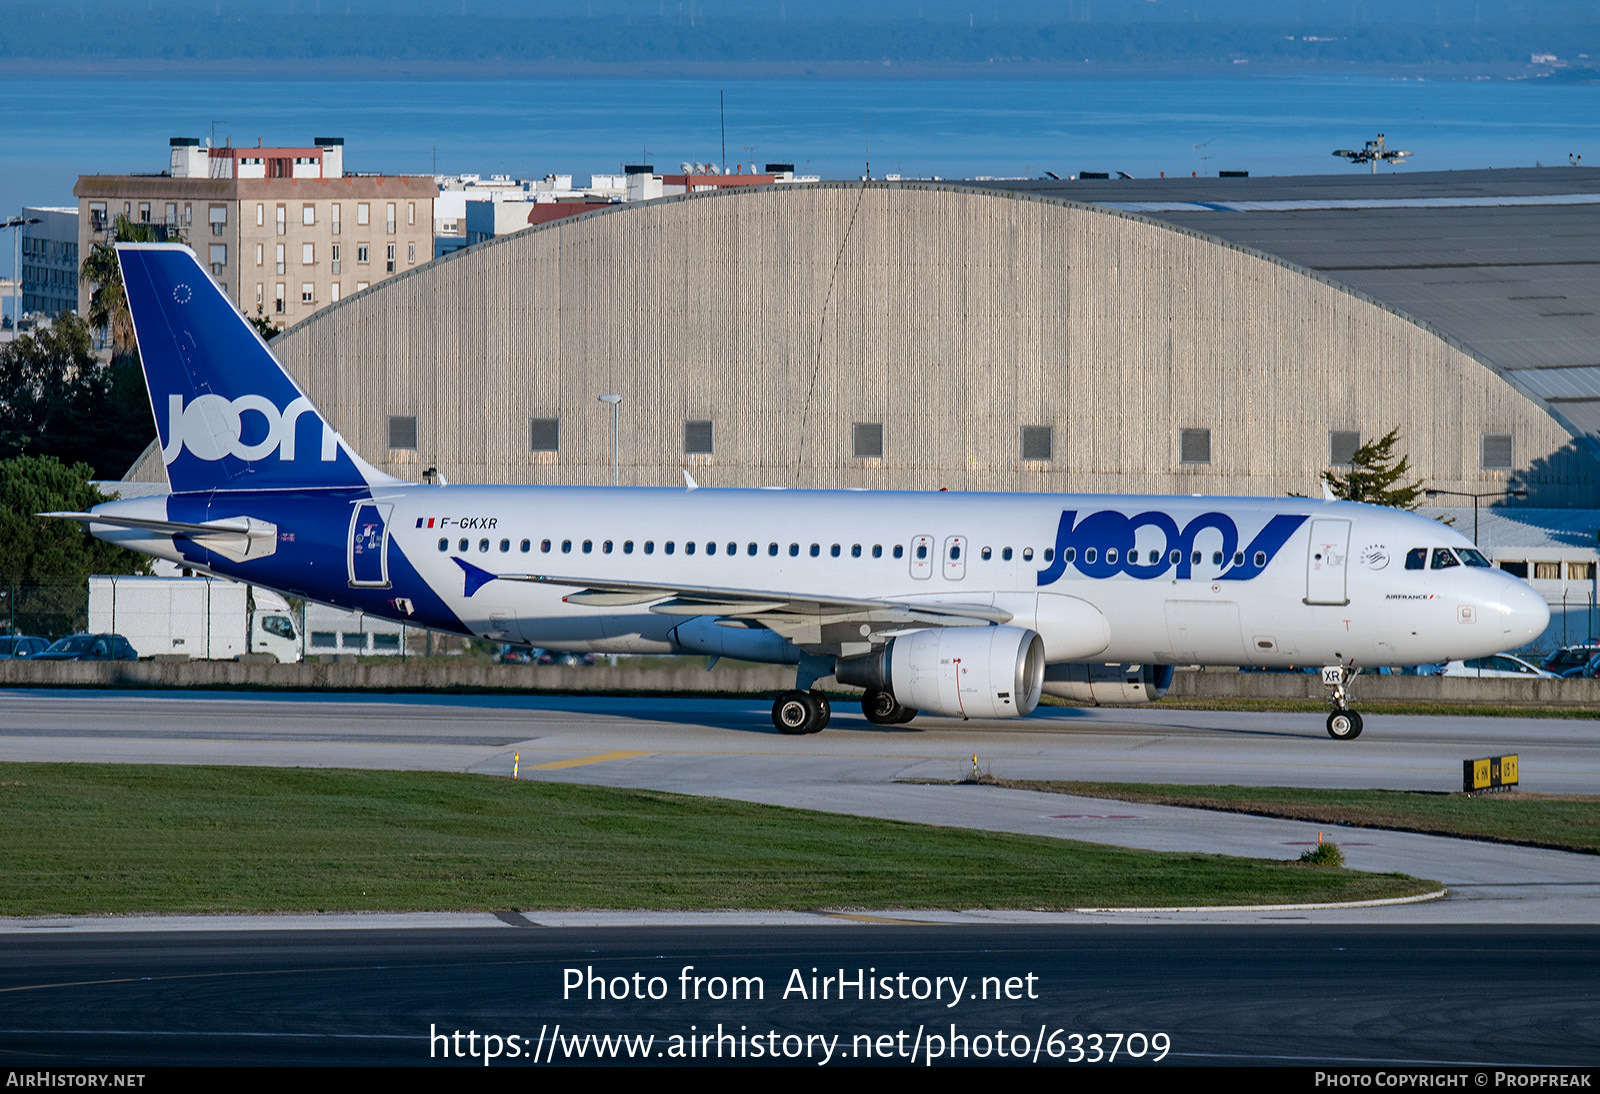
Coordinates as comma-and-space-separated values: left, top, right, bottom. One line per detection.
1322, 481, 1337, 501
683, 469, 699, 491
452, 556, 498, 597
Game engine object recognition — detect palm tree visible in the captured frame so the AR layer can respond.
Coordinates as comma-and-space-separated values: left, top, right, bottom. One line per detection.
78, 215, 157, 359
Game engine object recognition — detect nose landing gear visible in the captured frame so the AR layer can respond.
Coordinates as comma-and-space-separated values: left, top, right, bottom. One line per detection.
1321, 665, 1363, 740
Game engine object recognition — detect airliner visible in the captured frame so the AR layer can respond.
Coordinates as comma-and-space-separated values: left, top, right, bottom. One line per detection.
51, 244, 1549, 740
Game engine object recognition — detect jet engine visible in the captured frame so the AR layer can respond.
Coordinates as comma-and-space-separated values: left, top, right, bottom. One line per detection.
1041, 662, 1174, 705
835, 625, 1045, 719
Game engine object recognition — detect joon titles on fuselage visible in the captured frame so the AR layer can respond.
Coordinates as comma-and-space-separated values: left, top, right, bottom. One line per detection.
53, 244, 1549, 739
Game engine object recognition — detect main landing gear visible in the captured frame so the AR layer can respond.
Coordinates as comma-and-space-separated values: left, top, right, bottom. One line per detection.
1321, 665, 1364, 740
862, 688, 918, 726
772, 690, 830, 735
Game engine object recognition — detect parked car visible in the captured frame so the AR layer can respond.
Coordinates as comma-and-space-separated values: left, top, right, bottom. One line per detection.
1435, 655, 1555, 679
0, 635, 49, 659
31, 634, 139, 662
1541, 644, 1600, 678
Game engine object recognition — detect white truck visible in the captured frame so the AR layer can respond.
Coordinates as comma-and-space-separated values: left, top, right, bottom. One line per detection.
88, 575, 302, 662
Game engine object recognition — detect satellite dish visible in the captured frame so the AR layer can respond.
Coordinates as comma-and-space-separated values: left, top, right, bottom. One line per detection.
680, 162, 694, 174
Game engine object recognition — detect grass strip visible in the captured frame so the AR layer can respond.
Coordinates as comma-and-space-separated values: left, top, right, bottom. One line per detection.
991, 780, 1600, 855
0, 763, 1435, 915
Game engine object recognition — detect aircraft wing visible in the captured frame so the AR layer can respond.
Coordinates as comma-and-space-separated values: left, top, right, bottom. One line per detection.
451, 557, 1012, 632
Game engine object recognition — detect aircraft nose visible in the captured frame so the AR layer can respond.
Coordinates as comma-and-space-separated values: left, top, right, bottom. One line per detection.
1488, 577, 1550, 648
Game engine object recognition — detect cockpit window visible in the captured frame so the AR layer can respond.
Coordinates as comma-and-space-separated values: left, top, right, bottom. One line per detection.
1457, 548, 1492, 567
1431, 548, 1461, 570
1405, 548, 1427, 570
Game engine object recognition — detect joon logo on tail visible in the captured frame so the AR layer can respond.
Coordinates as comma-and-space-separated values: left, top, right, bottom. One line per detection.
160, 393, 336, 464
1036, 509, 1308, 586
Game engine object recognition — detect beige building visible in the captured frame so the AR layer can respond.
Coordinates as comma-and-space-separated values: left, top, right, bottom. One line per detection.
75, 137, 436, 331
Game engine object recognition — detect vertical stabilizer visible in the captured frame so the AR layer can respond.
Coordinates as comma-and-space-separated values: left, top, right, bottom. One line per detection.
116, 243, 401, 493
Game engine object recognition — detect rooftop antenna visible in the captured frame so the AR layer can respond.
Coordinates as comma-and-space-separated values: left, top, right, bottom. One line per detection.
1192, 137, 1216, 174
720, 89, 726, 174
210, 120, 226, 147
864, 115, 870, 179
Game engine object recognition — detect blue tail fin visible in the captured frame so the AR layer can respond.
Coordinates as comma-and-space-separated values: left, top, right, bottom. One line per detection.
117, 243, 399, 493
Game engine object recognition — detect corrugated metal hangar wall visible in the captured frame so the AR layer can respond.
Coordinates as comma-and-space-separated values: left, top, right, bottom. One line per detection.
134, 182, 1599, 506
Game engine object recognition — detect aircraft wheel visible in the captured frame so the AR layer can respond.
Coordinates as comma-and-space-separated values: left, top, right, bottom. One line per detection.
1326, 710, 1364, 740
811, 691, 831, 728
773, 690, 825, 735
893, 705, 919, 724
862, 689, 904, 725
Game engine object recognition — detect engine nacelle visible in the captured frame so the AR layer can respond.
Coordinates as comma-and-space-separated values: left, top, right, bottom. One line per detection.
1041, 662, 1174, 706
835, 625, 1045, 719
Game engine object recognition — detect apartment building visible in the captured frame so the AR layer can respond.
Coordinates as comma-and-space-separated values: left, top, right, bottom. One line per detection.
75, 137, 437, 330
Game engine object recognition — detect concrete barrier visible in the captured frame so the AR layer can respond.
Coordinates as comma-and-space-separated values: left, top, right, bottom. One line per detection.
3, 658, 1600, 706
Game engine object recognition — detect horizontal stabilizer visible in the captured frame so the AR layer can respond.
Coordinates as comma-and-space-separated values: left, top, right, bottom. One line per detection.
43, 511, 278, 563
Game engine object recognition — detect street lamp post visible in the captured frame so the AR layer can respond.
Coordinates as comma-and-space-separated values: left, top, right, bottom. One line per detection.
1423, 485, 1529, 546
597, 394, 622, 486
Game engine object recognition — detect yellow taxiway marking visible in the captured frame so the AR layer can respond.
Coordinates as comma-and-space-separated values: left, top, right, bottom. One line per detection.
528, 750, 653, 770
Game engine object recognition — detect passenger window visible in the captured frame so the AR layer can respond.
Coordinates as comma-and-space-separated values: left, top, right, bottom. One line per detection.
1002, 547, 1013, 561
748, 543, 758, 556
1085, 548, 1097, 564
1405, 548, 1427, 570
458, 538, 469, 551
789, 544, 799, 557
541, 539, 551, 553
1044, 548, 1054, 562
893, 545, 904, 559
768, 543, 778, 556
686, 542, 696, 555
1431, 549, 1460, 570
1022, 547, 1033, 561
705, 542, 715, 555
1212, 551, 1222, 565
873, 545, 883, 558
1169, 549, 1181, 564
582, 540, 592, 553
1191, 551, 1201, 565
666, 541, 676, 555
478, 538, 489, 552
624, 541, 634, 554
728, 542, 737, 555
1234, 552, 1244, 565
950, 545, 961, 560
438, 538, 447, 551
851, 544, 862, 558
562, 540, 572, 553
645, 541, 655, 554
500, 539, 510, 552
1253, 551, 1266, 567
810, 544, 820, 557
1106, 548, 1118, 564
1064, 548, 1075, 562
520, 539, 530, 553
981, 546, 992, 560
915, 544, 927, 560
603, 540, 613, 554
831, 544, 841, 557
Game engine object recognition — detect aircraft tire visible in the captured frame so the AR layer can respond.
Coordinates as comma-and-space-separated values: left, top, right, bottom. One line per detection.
1326, 711, 1364, 740
774, 690, 826, 735
862, 689, 904, 725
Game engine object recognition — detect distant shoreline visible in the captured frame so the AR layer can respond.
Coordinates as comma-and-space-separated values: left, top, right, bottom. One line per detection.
0, 57, 1578, 82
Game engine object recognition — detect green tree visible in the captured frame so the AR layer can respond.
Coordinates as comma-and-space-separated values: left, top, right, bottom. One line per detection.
0, 455, 150, 637
78, 214, 159, 359
0, 312, 154, 479
1322, 427, 1425, 510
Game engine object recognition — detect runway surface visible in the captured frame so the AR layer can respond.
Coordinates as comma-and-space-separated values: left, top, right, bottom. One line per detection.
2, 925, 1596, 1067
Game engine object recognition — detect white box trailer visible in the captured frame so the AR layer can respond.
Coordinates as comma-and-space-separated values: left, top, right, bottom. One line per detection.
89, 576, 301, 662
